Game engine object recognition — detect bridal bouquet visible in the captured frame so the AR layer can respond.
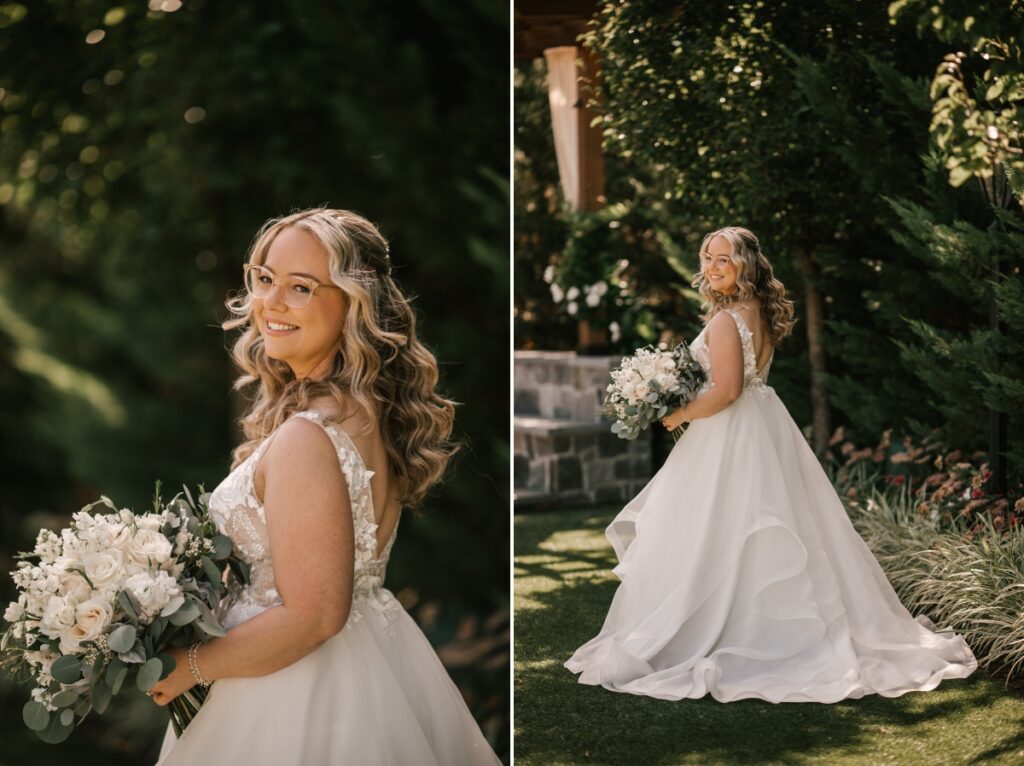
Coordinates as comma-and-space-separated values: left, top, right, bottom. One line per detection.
1, 483, 249, 744
602, 342, 706, 443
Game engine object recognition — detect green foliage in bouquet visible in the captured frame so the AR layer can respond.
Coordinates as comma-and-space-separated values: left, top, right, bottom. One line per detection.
1, 482, 250, 743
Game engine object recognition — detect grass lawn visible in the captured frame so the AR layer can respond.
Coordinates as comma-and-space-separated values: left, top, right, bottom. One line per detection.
514, 507, 1024, 766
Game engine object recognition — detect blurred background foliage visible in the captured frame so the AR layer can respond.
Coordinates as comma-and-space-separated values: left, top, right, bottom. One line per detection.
514, 0, 1023, 486
0, 1, 508, 762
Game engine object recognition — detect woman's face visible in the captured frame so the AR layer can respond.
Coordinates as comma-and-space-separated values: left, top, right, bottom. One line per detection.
701, 235, 739, 295
253, 226, 347, 380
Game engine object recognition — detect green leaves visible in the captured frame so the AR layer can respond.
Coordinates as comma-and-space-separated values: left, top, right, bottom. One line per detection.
50, 655, 82, 684
107, 623, 136, 653
22, 701, 49, 731
168, 599, 200, 626
210, 534, 233, 560
136, 657, 164, 691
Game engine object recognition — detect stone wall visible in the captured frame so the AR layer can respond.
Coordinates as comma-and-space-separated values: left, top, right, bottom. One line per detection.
514, 351, 652, 508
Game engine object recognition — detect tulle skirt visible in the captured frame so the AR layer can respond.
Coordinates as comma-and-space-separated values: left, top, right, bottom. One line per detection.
156, 593, 500, 764
565, 384, 977, 703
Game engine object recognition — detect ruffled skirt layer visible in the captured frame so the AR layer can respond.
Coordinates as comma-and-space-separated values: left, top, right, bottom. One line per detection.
565, 385, 977, 703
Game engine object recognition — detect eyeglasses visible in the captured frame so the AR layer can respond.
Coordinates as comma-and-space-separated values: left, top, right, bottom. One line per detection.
243, 263, 340, 309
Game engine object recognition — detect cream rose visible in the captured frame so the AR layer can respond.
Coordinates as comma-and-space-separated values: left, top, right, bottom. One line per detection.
82, 550, 125, 589
126, 529, 173, 566
59, 598, 112, 654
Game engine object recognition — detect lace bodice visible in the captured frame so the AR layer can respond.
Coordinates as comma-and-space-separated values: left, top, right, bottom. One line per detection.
689, 307, 773, 396
209, 410, 402, 633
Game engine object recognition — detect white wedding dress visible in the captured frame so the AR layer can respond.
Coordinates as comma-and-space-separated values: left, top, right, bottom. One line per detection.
565, 308, 977, 703
156, 410, 500, 764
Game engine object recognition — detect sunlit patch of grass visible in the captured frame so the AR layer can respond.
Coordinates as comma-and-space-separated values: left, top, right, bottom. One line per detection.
515, 507, 1024, 766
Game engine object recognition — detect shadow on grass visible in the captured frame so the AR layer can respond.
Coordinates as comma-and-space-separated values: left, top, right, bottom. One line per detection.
514, 508, 1023, 766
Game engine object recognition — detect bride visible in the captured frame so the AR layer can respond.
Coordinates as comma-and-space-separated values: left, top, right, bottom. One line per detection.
148, 208, 501, 763
565, 226, 977, 703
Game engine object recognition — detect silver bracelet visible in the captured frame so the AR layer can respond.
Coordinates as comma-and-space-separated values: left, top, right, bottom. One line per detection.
188, 641, 211, 689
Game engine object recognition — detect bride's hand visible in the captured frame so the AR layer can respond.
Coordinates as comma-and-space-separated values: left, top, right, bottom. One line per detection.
660, 407, 687, 431
147, 646, 195, 706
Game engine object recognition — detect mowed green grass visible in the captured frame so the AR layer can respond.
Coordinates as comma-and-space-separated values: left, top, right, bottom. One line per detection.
514, 507, 1024, 766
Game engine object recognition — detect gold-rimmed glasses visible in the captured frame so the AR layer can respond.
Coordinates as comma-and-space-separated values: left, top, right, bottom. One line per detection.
243, 263, 340, 309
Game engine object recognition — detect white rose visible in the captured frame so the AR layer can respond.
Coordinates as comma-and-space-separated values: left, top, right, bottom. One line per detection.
82, 550, 125, 589
59, 598, 112, 654
126, 529, 173, 566
60, 572, 94, 603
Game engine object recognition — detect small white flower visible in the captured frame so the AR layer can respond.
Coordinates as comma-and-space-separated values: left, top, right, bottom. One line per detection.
550, 283, 564, 303
543, 264, 556, 284
566, 286, 580, 301
123, 570, 182, 621
4, 594, 27, 623
567, 301, 578, 316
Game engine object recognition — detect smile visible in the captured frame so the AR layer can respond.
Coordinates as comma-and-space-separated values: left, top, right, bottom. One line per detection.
266, 321, 299, 333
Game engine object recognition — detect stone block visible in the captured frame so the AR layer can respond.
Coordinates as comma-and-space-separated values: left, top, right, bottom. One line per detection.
598, 432, 630, 457
614, 458, 634, 480
555, 455, 582, 491
583, 460, 613, 487
527, 459, 549, 493
632, 457, 651, 478
514, 388, 539, 416
573, 433, 597, 452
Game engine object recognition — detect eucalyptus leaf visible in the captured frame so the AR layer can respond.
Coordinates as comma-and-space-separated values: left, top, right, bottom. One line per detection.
88, 655, 105, 686
37, 712, 73, 744
22, 701, 49, 731
120, 639, 147, 664
201, 555, 222, 587
51, 689, 79, 708
106, 658, 127, 691
137, 658, 164, 691
211, 534, 232, 560
59, 709, 74, 727
107, 624, 137, 653
50, 655, 82, 684
169, 599, 200, 626
117, 590, 140, 622
160, 595, 185, 618
158, 652, 177, 675
92, 679, 112, 714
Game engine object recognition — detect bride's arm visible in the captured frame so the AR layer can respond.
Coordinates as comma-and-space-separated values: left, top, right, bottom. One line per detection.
149, 419, 354, 704
663, 312, 744, 427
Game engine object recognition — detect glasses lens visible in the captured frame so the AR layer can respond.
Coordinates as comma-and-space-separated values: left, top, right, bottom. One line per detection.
245, 266, 314, 308
244, 266, 268, 296
283, 280, 314, 308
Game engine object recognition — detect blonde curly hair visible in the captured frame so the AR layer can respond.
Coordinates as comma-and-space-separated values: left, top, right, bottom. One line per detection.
691, 226, 797, 347
222, 207, 458, 508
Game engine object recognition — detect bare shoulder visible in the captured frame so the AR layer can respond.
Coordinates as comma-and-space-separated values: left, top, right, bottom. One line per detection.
707, 310, 744, 344
254, 415, 342, 504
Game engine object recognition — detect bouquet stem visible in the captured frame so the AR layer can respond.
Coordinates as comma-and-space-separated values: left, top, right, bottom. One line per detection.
168, 685, 210, 736
670, 422, 689, 443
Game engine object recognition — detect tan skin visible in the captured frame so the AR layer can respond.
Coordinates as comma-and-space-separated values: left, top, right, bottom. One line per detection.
149, 227, 401, 707
660, 235, 774, 431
